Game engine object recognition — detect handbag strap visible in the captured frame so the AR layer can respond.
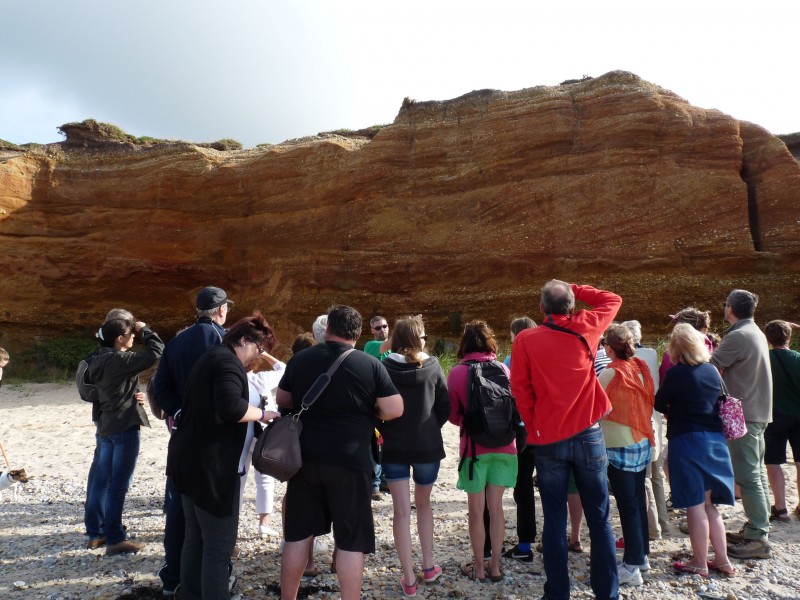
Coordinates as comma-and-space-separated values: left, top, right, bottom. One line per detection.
717, 370, 731, 399
540, 322, 595, 363
298, 348, 356, 414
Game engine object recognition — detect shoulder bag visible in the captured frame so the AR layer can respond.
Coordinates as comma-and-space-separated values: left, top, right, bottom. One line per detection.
718, 375, 747, 440
252, 348, 355, 481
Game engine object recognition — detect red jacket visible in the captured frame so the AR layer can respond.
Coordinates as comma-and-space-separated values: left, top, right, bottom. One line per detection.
510, 284, 622, 445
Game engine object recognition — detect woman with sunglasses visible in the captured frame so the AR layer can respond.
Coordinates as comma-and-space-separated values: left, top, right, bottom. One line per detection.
380, 315, 450, 596
167, 312, 280, 599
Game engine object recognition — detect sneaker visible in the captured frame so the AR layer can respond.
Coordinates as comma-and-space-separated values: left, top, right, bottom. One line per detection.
259, 525, 280, 539
615, 536, 625, 550
727, 539, 772, 559
639, 556, 650, 572
106, 540, 144, 556
725, 526, 748, 543
162, 584, 180, 597
228, 574, 237, 593
422, 564, 443, 583
502, 544, 534, 563
400, 576, 417, 597
617, 563, 643, 586
372, 488, 383, 501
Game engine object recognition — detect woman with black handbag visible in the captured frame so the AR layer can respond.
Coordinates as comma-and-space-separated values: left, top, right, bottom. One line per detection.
167, 313, 279, 599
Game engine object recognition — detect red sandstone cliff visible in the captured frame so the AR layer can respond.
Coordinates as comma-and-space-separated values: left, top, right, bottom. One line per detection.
1, 71, 798, 346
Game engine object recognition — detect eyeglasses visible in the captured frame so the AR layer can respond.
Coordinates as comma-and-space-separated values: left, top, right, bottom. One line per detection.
252, 341, 265, 354
374, 324, 388, 330
420, 335, 428, 341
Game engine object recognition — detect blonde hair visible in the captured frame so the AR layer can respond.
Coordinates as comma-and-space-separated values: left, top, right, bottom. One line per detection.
667, 323, 711, 366
390, 315, 426, 368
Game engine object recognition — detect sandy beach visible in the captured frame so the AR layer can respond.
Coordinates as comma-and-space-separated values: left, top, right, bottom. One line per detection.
1, 382, 799, 600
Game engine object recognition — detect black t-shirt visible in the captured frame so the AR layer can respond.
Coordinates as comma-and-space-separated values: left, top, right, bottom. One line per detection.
279, 341, 398, 472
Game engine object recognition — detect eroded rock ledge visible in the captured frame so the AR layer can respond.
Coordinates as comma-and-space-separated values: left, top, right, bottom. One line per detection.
1, 71, 798, 346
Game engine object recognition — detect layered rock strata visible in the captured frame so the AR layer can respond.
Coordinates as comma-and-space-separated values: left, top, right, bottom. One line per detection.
1, 71, 798, 347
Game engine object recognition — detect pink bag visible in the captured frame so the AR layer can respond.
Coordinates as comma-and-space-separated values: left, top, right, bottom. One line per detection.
718, 378, 746, 440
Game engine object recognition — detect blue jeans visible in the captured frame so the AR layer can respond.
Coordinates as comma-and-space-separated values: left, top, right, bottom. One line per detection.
84, 433, 106, 538
85, 427, 140, 545
607, 465, 648, 566
535, 426, 618, 600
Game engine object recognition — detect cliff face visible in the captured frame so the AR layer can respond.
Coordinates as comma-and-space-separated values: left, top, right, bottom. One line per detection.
1, 71, 798, 346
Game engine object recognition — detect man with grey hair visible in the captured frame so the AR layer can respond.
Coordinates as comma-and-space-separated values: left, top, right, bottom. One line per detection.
711, 289, 773, 559
511, 280, 622, 598
154, 286, 234, 595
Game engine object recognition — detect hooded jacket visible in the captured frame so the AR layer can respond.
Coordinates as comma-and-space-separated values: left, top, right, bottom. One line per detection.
89, 326, 164, 437
381, 354, 450, 464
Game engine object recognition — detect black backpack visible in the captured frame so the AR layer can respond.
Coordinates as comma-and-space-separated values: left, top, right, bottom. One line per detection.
76, 351, 99, 403
459, 360, 521, 479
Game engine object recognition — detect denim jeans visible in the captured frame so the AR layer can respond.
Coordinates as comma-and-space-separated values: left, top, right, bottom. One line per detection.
84, 433, 106, 538
728, 421, 770, 540
86, 427, 140, 545
535, 426, 618, 600
180, 485, 239, 600
607, 465, 649, 566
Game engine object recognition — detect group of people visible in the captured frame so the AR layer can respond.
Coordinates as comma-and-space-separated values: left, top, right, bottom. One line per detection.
75, 281, 799, 600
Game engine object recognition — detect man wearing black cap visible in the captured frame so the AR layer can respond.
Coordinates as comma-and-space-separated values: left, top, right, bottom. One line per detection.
154, 286, 233, 596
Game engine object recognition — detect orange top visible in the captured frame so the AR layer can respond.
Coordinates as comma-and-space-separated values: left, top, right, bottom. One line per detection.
605, 357, 655, 445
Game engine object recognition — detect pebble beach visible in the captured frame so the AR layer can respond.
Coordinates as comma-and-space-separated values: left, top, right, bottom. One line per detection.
1, 383, 800, 600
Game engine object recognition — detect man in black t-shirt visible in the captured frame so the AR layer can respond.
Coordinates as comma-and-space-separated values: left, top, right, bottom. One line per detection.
277, 305, 403, 600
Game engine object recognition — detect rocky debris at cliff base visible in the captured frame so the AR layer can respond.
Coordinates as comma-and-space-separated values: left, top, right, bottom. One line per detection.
1, 383, 799, 599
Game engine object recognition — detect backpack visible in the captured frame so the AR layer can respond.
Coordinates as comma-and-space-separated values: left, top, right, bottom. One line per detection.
76, 351, 99, 403
458, 360, 521, 479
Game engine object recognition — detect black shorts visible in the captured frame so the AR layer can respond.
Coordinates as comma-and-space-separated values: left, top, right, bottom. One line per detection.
283, 462, 375, 553
764, 412, 800, 465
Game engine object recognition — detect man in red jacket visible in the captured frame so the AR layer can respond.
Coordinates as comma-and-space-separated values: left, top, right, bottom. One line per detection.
511, 280, 621, 600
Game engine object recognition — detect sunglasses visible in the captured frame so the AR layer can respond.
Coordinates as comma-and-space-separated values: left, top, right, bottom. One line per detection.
374, 324, 388, 330
420, 335, 428, 341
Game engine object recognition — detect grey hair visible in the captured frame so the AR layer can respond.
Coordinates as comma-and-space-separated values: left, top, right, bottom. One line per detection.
727, 289, 758, 319
312, 315, 328, 343
196, 307, 219, 319
621, 320, 642, 345
105, 308, 134, 322
540, 280, 575, 315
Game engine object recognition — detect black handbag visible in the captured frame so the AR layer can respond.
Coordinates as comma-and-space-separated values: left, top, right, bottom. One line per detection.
252, 348, 354, 481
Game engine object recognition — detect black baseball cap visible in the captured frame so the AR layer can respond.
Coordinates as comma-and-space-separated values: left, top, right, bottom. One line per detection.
196, 286, 234, 310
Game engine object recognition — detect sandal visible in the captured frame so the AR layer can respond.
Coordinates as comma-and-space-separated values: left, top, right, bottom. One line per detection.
484, 561, 504, 582
568, 540, 584, 553
460, 562, 486, 583
707, 561, 736, 578
301, 567, 319, 580
673, 561, 708, 577
770, 505, 791, 522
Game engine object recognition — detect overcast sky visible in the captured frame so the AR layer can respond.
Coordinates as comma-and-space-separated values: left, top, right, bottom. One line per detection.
2, 1, 798, 149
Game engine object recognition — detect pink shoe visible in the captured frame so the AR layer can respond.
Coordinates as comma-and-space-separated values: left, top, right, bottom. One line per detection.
423, 565, 442, 583
400, 576, 417, 597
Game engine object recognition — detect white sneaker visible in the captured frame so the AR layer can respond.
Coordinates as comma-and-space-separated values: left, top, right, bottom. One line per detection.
639, 556, 650, 572
618, 563, 643, 586
259, 525, 279, 539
